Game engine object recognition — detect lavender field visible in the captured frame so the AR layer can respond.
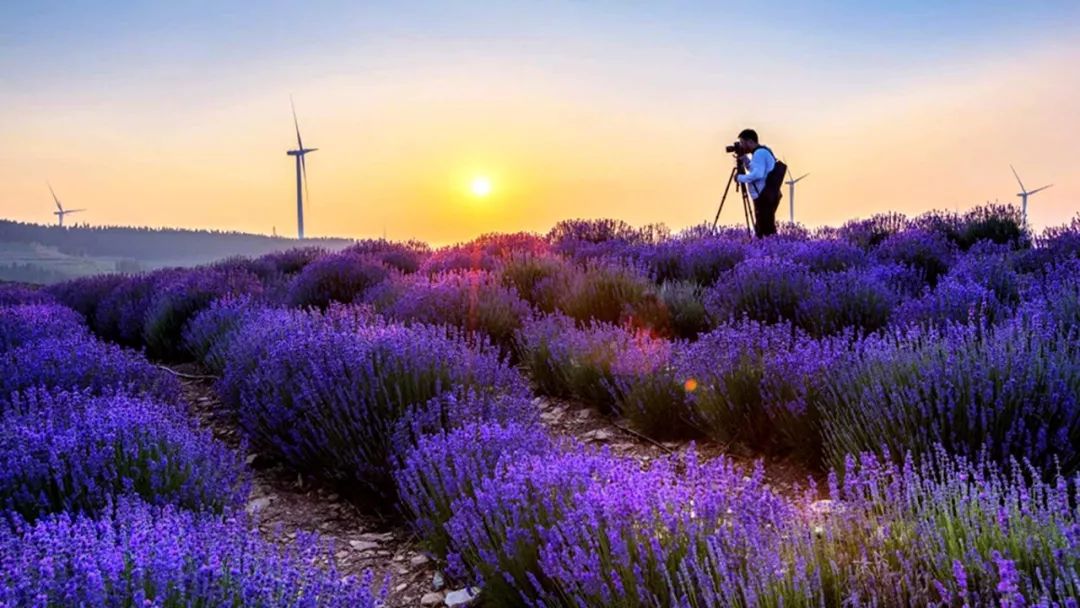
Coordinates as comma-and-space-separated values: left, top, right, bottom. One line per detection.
5, 206, 1080, 607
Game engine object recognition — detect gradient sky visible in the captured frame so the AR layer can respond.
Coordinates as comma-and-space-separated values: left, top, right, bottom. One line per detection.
2, 1, 1078, 245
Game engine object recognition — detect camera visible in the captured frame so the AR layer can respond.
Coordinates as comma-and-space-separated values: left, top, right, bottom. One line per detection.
725, 141, 747, 155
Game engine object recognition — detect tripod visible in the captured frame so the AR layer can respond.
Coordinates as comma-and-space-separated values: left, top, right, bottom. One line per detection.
712, 157, 755, 235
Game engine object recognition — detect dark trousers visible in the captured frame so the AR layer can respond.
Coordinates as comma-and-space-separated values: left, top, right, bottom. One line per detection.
753, 194, 779, 238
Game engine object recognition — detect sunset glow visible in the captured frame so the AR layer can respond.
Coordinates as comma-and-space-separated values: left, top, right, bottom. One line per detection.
1, 3, 1077, 245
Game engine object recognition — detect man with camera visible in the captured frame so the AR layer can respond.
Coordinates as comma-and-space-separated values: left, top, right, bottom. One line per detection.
731, 128, 784, 238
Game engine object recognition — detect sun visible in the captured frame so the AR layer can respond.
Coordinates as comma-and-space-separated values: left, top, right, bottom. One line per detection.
470, 176, 493, 198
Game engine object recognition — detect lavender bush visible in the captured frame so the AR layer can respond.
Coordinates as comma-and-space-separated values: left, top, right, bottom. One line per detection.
373, 270, 532, 352
143, 266, 264, 360
705, 257, 813, 326
0, 334, 181, 406
180, 294, 262, 371
392, 389, 541, 453
837, 212, 909, 250
420, 232, 548, 275
890, 275, 1007, 330
93, 270, 186, 346
344, 238, 430, 274
498, 252, 574, 312
629, 236, 747, 285
547, 219, 667, 262
799, 266, 898, 336
947, 241, 1023, 305
555, 261, 659, 326
953, 203, 1027, 250
46, 274, 127, 322
677, 320, 845, 458
0, 497, 383, 607
285, 251, 391, 309
257, 245, 328, 274
0, 303, 87, 353
537, 453, 794, 608
445, 446, 622, 605
0, 389, 246, 520
789, 239, 867, 273
0, 284, 54, 306
234, 322, 528, 499
874, 228, 955, 287
655, 280, 712, 339
800, 449, 1080, 605
394, 420, 551, 557
820, 316, 1080, 474
516, 314, 669, 412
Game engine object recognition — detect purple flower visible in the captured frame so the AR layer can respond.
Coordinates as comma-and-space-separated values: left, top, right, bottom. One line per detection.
445, 445, 622, 605
874, 227, 956, 287
394, 420, 551, 557
0, 389, 247, 520
0, 334, 181, 406
370, 270, 532, 352
143, 266, 265, 360
231, 320, 527, 499
0, 497, 384, 606
0, 303, 88, 353
286, 251, 392, 309
343, 238, 430, 274
0, 284, 55, 307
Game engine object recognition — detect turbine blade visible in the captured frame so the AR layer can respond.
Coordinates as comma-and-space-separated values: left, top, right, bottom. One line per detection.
291, 95, 304, 150
1029, 184, 1053, 195
48, 182, 62, 211
66, 209, 86, 213
796, 173, 809, 182
1010, 164, 1026, 192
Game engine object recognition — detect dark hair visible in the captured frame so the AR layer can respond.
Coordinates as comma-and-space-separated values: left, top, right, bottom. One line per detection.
737, 129, 759, 143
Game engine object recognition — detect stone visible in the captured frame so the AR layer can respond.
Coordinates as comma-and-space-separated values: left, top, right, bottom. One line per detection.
591, 429, 614, 442
444, 587, 481, 607
410, 554, 430, 567
420, 592, 444, 606
358, 532, 395, 542
394, 583, 407, 592
245, 497, 271, 514
349, 540, 380, 552
432, 571, 445, 591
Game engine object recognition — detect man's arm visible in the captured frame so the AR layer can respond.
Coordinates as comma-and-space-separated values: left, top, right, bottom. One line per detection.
735, 149, 768, 184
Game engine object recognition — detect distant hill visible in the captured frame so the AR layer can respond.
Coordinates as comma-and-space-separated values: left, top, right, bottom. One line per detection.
0, 220, 354, 284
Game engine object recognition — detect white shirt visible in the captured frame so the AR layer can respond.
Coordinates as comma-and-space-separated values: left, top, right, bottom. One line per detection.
735, 147, 775, 200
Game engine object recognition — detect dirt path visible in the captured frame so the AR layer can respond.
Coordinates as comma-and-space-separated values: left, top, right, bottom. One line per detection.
171, 365, 439, 608
168, 364, 821, 607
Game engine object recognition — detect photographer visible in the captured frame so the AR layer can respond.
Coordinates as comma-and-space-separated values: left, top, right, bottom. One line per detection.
733, 129, 781, 237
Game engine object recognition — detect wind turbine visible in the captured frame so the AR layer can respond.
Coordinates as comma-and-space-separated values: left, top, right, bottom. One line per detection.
1010, 164, 1052, 226
784, 171, 809, 223
286, 97, 317, 240
48, 182, 85, 227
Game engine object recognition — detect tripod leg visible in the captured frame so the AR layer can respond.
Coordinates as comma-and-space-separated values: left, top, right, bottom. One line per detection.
713, 166, 739, 228
743, 188, 756, 237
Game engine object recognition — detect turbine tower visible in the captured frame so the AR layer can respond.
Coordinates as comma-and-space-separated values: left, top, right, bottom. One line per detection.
48, 182, 85, 227
1010, 164, 1052, 226
286, 97, 317, 239
784, 171, 809, 223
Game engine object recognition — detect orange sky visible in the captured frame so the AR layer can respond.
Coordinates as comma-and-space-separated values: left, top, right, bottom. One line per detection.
1, 13, 1077, 246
